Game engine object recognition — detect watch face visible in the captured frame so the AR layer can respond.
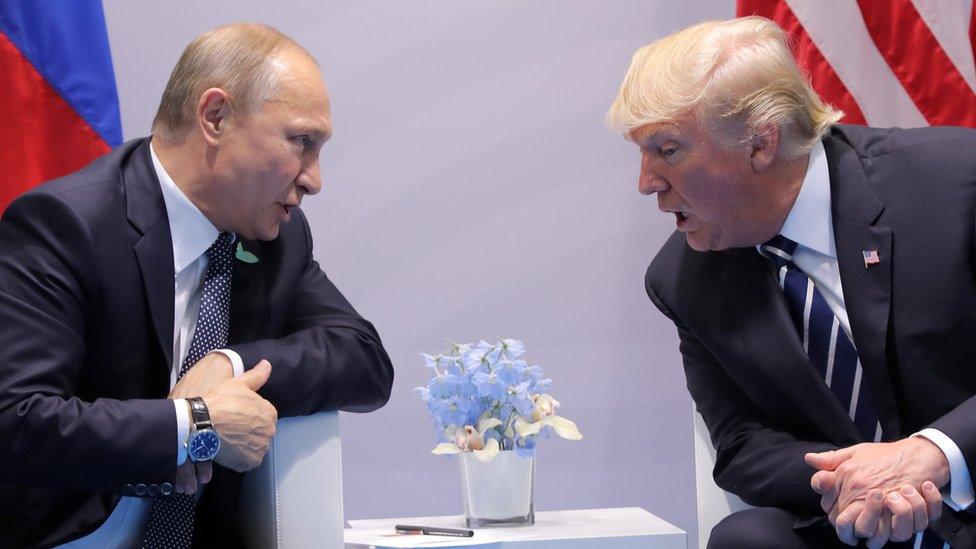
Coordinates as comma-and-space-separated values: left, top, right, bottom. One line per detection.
188, 430, 220, 462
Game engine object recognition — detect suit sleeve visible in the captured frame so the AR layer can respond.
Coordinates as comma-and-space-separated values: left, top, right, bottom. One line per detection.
0, 193, 177, 493
229, 210, 393, 417
646, 279, 833, 518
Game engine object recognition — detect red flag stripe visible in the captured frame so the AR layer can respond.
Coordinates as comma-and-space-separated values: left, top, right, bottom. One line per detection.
857, 0, 976, 128
971, 0, 976, 78
737, 0, 867, 125
0, 32, 110, 214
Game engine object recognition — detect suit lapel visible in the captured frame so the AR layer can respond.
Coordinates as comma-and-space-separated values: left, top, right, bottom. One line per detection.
721, 248, 863, 445
825, 134, 902, 438
124, 139, 175, 371
228, 240, 266, 345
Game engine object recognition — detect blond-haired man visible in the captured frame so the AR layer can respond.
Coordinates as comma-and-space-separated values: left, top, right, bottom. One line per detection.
0, 24, 393, 547
610, 17, 976, 548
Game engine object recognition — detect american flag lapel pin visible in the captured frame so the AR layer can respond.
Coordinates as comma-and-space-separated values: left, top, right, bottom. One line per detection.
863, 249, 880, 268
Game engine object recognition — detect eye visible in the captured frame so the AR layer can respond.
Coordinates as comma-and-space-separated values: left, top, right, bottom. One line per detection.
292, 135, 311, 147
659, 145, 678, 157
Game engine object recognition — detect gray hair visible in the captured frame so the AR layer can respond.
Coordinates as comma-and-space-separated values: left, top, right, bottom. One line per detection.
152, 23, 313, 141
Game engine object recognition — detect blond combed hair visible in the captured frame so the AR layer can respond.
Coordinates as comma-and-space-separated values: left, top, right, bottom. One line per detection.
607, 16, 842, 159
152, 23, 311, 141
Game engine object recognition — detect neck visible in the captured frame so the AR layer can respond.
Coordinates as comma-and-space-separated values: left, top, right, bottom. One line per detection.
152, 134, 226, 230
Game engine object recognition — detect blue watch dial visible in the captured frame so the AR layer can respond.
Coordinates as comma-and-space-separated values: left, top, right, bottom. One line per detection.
188, 429, 220, 462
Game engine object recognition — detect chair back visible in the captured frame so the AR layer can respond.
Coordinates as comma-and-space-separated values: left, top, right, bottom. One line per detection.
240, 411, 344, 549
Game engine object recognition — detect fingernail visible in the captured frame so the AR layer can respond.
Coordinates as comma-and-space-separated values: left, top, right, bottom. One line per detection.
890, 492, 902, 501
873, 492, 883, 502
923, 481, 936, 491
900, 486, 913, 496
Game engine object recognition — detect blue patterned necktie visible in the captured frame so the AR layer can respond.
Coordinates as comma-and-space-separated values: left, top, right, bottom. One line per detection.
761, 235, 880, 442
762, 236, 948, 548
142, 231, 234, 549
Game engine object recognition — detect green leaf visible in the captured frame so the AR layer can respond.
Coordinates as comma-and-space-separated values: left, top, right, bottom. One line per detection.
236, 242, 259, 263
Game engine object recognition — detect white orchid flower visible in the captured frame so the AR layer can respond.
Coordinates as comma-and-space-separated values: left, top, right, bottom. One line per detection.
513, 394, 583, 441
431, 416, 503, 461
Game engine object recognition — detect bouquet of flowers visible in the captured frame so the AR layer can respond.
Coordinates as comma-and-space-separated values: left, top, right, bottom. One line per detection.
415, 339, 582, 462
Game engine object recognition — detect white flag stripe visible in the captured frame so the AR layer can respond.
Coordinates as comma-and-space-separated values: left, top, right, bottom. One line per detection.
849, 360, 862, 420
802, 279, 813, 354
911, 0, 976, 94
825, 317, 839, 388
785, 0, 929, 127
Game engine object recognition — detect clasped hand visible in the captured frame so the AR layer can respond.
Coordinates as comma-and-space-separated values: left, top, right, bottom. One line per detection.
805, 438, 949, 547
168, 355, 278, 495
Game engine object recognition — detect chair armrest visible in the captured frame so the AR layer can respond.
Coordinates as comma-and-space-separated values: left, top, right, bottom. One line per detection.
240, 411, 344, 548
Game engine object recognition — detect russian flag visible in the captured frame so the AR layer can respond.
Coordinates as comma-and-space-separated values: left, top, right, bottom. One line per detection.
0, 1, 122, 214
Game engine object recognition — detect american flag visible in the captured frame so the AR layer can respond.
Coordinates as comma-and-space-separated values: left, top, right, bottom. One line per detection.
863, 249, 880, 267
737, 0, 976, 130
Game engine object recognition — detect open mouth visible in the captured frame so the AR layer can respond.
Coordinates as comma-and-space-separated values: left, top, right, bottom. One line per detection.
675, 211, 688, 221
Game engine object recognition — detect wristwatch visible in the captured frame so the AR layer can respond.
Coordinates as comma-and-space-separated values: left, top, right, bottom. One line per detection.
186, 397, 221, 462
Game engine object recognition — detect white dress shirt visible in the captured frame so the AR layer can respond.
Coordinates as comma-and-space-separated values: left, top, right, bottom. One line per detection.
761, 141, 973, 511
59, 142, 245, 547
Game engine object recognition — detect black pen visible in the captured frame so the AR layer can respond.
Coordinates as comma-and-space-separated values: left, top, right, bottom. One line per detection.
394, 524, 475, 537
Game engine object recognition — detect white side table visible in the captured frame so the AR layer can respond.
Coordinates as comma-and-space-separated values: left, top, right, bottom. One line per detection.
344, 507, 686, 548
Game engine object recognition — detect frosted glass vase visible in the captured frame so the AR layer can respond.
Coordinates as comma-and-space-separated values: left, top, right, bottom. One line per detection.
458, 450, 535, 527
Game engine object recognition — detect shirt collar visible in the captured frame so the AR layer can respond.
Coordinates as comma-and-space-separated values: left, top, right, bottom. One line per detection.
150, 141, 221, 273
777, 141, 835, 258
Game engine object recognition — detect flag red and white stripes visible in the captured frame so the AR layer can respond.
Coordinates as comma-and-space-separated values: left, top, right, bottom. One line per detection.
738, 0, 976, 129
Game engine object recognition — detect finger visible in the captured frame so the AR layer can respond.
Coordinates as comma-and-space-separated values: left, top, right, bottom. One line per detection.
921, 481, 942, 523
241, 360, 272, 391
195, 461, 213, 485
866, 510, 891, 549
811, 469, 834, 494
175, 463, 196, 495
854, 490, 884, 538
899, 484, 929, 533
805, 446, 856, 471
835, 503, 860, 546
813, 472, 839, 513
886, 491, 913, 542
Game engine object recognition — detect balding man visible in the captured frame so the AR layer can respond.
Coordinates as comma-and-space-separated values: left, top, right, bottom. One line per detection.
609, 16, 976, 548
0, 23, 393, 548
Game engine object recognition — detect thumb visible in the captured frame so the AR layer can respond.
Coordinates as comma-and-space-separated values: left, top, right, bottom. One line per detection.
241, 360, 272, 392
805, 447, 854, 471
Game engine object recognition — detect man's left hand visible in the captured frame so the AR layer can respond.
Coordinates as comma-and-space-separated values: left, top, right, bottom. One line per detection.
175, 460, 213, 495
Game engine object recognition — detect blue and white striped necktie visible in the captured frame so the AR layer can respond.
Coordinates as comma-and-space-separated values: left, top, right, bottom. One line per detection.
762, 235, 948, 548
761, 235, 881, 442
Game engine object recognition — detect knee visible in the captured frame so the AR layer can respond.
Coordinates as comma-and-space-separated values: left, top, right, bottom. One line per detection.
707, 508, 800, 549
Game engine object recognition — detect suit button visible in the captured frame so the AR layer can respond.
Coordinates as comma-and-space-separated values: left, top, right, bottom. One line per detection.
148, 484, 161, 497
161, 482, 173, 495
134, 483, 148, 496
124, 484, 135, 496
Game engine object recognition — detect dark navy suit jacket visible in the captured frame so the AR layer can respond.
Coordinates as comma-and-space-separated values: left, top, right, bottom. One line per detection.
646, 125, 976, 545
0, 138, 394, 547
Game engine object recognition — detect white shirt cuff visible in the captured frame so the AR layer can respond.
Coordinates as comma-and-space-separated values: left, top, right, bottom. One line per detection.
175, 398, 189, 466
915, 428, 974, 511
212, 349, 244, 378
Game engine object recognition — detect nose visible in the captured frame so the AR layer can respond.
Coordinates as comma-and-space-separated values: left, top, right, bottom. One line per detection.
638, 150, 668, 196
297, 156, 323, 197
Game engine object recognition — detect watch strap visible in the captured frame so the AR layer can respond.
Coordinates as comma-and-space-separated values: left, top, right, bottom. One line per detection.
187, 396, 214, 430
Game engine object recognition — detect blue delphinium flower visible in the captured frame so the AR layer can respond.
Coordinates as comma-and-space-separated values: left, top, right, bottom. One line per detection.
417, 339, 581, 461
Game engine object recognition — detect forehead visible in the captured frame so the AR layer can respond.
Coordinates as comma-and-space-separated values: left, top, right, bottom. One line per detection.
261, 54, 333, 137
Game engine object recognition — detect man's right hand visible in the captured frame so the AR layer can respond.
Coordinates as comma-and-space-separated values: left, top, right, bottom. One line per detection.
204, 360, 278, 472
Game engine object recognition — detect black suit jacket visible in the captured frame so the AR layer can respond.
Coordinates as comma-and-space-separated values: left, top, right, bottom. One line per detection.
0, 138, 394, 548
646, 125, 976, 545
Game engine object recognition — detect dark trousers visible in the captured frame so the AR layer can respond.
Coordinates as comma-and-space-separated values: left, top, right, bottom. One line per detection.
707, 507, 925, 549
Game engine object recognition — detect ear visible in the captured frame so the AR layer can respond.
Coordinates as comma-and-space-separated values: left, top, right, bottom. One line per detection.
196, 88, 232, 146
749, 124, 781, 173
